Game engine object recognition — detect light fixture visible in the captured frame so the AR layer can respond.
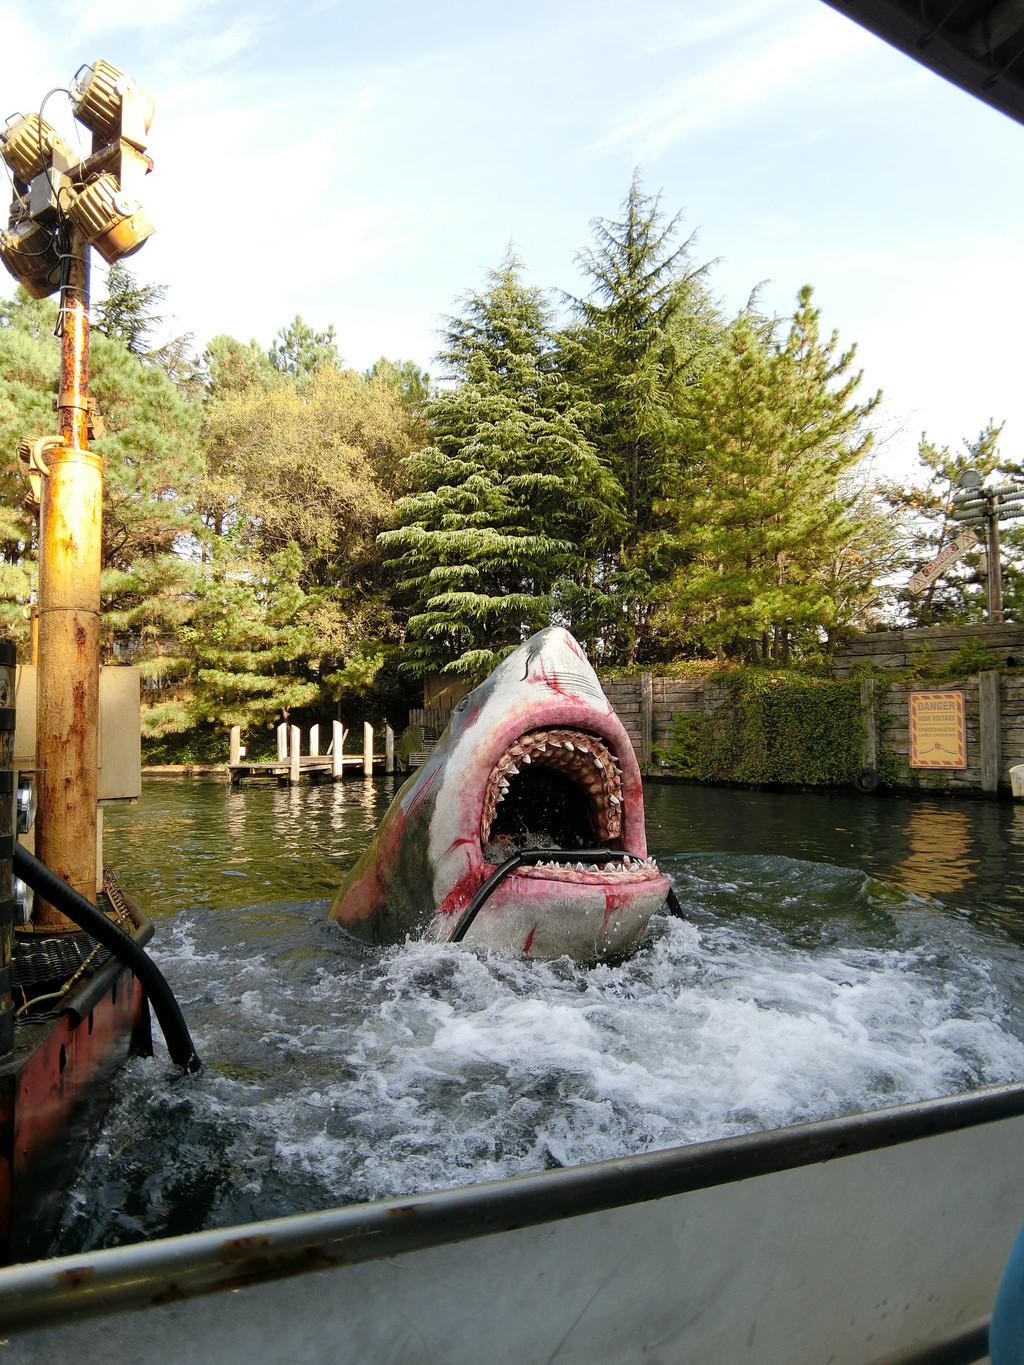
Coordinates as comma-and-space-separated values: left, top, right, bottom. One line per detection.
67, 174, 154, 263
13, 878, 34, 927
0, 220, 60, 298
16, 775, 36, 835
70, 61, 154, 147
0, 113, 74, 184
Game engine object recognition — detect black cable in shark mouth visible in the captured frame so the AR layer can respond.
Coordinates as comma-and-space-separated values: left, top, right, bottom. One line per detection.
327, 628, 672, 960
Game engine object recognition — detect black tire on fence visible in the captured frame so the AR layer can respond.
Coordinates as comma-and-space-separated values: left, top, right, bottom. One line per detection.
853, 766, 881, 794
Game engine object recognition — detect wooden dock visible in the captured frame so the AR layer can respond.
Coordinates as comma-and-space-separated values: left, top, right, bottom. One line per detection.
228, 721, 396, 785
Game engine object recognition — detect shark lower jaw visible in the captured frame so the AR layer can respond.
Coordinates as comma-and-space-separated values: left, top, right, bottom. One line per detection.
477, 725, 656, 881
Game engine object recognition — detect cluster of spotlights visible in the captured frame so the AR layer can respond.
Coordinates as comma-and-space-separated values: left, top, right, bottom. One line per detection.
0, 60, 155, 297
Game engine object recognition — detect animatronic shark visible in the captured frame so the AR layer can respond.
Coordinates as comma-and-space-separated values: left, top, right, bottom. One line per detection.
328, 628, 673, 959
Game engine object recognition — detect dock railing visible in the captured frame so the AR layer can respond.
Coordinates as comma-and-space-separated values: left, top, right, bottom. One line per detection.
228, 721, 395, 784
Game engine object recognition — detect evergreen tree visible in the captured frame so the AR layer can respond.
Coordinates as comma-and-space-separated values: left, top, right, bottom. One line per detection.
882, 424, 1009, 625
565, 172, 723, 662
0, 289, 54, 642
268, 315, 340, 377
380, 255, 615, 677
94, 263, 166, 357
204, 334, 277, 400
91, 332, 204, 570
670, 289, 880, 661
364, 357, 431, 410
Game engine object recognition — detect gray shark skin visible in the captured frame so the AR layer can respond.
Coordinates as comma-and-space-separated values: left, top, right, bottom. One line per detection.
327, 627, 672, 959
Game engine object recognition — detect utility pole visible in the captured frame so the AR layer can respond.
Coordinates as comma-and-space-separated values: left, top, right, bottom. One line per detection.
1, 62, 156, 927
986, 495, 1004, 624
950, 472, 1024, 624
34, 227, 103, 918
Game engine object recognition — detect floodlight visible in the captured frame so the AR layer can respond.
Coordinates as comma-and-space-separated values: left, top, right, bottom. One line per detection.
960, 469, 983, 491
0, 220, 60, 298
70, 61, 154, 147
0, 113, 75, 184
66, 174, 154, 263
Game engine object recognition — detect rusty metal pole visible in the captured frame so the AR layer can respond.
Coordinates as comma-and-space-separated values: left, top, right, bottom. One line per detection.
34, 225, 102, 927
987, 500, 1004, 625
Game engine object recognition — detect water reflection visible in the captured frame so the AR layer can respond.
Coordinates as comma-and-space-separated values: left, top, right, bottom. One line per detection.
103, 777, 1024, 927
895, 807, 976, 898
643, 782, 1024, 919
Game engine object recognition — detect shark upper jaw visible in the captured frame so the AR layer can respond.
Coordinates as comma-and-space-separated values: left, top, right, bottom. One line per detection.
424, 629, 668, 950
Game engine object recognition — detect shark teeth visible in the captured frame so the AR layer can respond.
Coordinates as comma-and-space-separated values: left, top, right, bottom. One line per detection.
518, 857, 661, 882
480, 725, 626, 846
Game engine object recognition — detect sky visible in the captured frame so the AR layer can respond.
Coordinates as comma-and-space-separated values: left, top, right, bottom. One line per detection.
2, 0, 1023, 480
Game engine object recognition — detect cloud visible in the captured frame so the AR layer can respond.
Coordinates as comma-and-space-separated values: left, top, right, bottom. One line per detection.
62, 0, 213, 33
591, 7, 872, 157
637, 0, 806, 54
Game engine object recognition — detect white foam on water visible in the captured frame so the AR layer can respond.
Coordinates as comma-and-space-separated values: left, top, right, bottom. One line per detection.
53, 855, 1024, 1251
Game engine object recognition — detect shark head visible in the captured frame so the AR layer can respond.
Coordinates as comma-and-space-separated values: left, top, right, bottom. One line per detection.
327, 627, 671, 959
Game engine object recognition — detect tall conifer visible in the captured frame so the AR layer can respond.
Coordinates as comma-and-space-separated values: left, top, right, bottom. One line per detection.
381, 254, 614, 677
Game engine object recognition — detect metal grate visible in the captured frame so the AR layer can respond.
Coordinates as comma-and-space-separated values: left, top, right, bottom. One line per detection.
12, 932, 109, 991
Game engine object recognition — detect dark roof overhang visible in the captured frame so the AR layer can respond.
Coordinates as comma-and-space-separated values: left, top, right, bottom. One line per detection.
823, 0, 1024, 124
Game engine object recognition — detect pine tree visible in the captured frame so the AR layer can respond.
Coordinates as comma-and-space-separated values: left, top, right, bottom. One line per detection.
565, 172, 722, 663
94, 263, 166, 357
268, 316, 340, 378
883, 424, 1008, 625
380, 254, 615, 677
671, 289, 880, 661
204, 334, 277, 400
0, 289, 53, 642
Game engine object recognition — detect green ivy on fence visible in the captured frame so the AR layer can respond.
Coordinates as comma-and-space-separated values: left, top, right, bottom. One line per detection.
661, 671, 865, 786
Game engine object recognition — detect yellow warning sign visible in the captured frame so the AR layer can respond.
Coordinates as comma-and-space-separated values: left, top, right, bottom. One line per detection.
910, 691, 965, 768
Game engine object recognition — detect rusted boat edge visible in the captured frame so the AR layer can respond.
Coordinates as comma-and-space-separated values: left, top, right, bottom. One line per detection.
1, 1079, 1023, 1337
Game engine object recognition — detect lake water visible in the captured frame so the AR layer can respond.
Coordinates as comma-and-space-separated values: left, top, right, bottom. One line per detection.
49, 777, 1024, 1255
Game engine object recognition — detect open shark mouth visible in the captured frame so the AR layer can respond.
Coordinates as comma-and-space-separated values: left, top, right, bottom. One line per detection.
480, 727, 662, 886
328, 626, 675, 959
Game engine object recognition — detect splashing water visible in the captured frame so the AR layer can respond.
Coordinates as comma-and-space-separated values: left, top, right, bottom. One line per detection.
50, 824, 1024, 1256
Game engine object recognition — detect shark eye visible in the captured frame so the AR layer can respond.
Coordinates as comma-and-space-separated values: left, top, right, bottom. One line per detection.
455, 698, 468, 712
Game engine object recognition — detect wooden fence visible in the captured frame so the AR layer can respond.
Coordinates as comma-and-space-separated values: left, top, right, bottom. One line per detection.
397, 648, 1024, 794
832, 623, 1024, 676
603, 669, 1024, 795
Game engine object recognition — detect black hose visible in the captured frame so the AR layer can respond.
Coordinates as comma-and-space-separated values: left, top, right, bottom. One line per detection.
449, 848, 685, 943
13, 844, 201, 1074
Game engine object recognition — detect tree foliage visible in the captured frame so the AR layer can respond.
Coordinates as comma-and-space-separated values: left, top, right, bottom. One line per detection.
882, 423, 1012, 625
0, 174, 969, 751
381, 255, 614, 676
269, 315, 340, 378
669, 289, 881, 662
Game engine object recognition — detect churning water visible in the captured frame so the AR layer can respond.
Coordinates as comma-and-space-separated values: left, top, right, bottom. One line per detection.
50, 778, 1024, 1255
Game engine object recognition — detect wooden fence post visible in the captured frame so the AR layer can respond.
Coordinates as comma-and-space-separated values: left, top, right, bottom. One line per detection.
980, 669, 1002, 793
229, 725, 241, 767
639, 674, 654, 767
289, 724, 301, 786
385, 725, 394, 774
276, 723, 288, 763
332, 721, 346, 779
363, 722, 374, 777
859, 678, 877, 770
309, 723, 319, 757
